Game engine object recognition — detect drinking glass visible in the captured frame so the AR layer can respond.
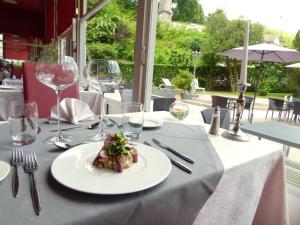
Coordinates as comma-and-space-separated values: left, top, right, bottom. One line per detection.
36, 55, 79, 144
122, 102, 144, 140
169, 102, 189, 120
8, 101, 38, 145
85, 59, 121, 141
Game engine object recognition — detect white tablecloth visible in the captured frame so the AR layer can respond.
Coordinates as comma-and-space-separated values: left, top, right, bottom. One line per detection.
0, 90, 102, 120
2, 78, 23, 86
143, 112, 288, 225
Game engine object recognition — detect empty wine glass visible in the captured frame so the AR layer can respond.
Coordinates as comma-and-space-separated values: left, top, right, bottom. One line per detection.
85, 59, 121, 141
169, 102, 189, 120
36, 55, 79, 144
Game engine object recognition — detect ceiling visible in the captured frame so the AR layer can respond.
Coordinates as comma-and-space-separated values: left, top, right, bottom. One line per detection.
0, 0, 45, 14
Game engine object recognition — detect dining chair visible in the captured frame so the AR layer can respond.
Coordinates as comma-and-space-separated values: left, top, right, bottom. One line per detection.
241, 96, 254, 121
211, 95, 235, 122
265, 98, 286, 121
153, 97, 176, 111
22, 62, 80, 118
201, 108, 231, 130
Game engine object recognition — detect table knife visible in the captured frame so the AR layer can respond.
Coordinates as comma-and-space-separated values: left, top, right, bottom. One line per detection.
152, 138, 194, 164
144, 141, 192, 174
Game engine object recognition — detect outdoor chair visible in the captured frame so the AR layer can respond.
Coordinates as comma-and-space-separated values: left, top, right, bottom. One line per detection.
22, 62, 80, 118
241, 96, 254, 122
211, 95, 236, 122
160, 78, 174, 89
265, 98, 286, 121
119, 88, 133, 103
290, 101, 300, 123
191, 79, 205, 92
201, 108, 231, 130
153, 97, 176, 111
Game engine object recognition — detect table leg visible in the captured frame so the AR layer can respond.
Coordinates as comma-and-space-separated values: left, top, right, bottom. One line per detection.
283, 145, 290, 158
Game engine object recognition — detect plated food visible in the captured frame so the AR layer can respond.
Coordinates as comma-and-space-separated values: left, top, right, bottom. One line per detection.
93, 133, 138, 172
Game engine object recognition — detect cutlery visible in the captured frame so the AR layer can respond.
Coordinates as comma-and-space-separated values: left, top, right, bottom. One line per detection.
49, 122, 100, 132
103, 119, 114, 127
54, 141, 88, 150
24, 152, 42, 215
108, 118, 117, 125
144, 141, 192, 174
152, 138, 194, 164
11, 148, 24, 197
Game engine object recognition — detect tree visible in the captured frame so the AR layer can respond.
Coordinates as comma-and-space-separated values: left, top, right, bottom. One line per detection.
292, 30, 300, 51
172, 0, 205, 24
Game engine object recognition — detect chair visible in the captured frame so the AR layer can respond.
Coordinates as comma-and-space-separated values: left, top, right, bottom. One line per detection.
153, 97, 176, 111
211, 95, 235, 121
22, 62, 80, 118
201, 108, 231, 130
290, 101, 300, 123
161, 78, 174, 89
265, 98, 286, 121
191, 79, 205, 92
241, 96, 254, 121
119, 88, 132, 102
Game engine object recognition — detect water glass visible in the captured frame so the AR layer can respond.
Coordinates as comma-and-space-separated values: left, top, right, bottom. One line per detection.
169, 102, 189, 120
122, 102, 144, 140
8, 101, 38, 145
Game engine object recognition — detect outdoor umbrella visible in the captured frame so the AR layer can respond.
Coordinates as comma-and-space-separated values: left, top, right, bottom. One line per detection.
286, 62, 300, 68
220, 42, 300, 123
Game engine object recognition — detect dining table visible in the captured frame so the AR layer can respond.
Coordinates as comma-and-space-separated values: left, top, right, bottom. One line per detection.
2, 78, 23, 86
0, 88, 102, 120
0, 111, 288, 225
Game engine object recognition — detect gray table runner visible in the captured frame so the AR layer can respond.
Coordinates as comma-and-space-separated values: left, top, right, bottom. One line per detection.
0, 119, 224, 225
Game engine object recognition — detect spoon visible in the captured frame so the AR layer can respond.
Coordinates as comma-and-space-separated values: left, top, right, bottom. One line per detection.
54, 141, 87, 150
49, 122, 100, 132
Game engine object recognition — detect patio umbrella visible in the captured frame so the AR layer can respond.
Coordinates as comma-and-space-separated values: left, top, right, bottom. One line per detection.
220, 42, 300, 123
285, 62, 300, 68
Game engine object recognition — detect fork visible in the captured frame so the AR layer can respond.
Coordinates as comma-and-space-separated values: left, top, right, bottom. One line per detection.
24, 152, 42, 215
11, 148, 24, 197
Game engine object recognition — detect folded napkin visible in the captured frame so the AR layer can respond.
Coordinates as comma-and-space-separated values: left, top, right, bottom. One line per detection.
50, 98, 95, 124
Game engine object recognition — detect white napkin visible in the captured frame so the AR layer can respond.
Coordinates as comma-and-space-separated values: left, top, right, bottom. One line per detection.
50, 98, 95, 124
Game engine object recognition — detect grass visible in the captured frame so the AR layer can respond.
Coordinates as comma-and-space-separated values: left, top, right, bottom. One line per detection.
201, 91, 292, 99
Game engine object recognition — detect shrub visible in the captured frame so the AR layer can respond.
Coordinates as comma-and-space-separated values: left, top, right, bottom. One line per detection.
87, 43, 118, 60
172, 70, 193, 91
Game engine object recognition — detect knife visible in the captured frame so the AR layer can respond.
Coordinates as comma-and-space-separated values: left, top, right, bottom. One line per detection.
152, 138, 194, 164
144, 141, 192, 174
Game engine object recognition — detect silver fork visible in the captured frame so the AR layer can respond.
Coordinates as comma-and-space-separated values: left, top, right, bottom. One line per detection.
24, 152, 42, 215
11, 148, 24, 197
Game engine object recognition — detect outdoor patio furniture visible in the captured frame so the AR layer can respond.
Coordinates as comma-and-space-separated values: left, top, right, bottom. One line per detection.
211, 95, 236, 121
120, 88, 133, 102
201, 108, 231, 130
23, 62, 80, 118
161, 78, 174, 89
265, 98, 286, 121
241, 96, 254, 121
290, 101, 300, 123
191, 79, 205, 92
153, 97, 176, 111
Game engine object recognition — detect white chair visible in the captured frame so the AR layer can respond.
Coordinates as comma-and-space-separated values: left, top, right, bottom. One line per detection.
161, 78, 174, 89
191, 79, 205, 92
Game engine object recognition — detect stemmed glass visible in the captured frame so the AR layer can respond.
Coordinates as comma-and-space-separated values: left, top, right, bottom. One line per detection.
85, 59, 121, 141
36, 55, 79, 144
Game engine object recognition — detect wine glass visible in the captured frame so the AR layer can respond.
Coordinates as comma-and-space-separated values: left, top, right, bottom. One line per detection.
36, 55, 79, 144
169, 102, 189, 120
85, 59, 121, 141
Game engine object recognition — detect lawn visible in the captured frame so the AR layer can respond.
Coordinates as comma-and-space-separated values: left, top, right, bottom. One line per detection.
201, 91, 292, 99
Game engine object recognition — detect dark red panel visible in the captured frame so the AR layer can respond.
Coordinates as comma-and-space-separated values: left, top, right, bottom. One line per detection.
58, 0, 75, 35
3, 35, 30, 60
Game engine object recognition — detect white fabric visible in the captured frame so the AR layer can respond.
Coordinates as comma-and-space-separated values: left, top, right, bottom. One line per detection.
2, 78, 23, 86
132, 111, 288, 225
50, 98, 95, 124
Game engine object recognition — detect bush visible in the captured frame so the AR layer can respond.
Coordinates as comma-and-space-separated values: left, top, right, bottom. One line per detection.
87, 43, 118, 60
172, 70, 193, 91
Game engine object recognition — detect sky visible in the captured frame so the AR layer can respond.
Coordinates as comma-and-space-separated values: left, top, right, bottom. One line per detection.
199, 0, 300, 34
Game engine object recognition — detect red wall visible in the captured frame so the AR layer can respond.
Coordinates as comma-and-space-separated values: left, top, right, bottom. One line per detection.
3, 35, 30, 60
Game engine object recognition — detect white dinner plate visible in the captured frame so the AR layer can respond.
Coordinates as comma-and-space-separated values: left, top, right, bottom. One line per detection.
143, 119, 163, 128
0, 161, 10, 182
0, 85, 23, 90
51, 142, 171, 194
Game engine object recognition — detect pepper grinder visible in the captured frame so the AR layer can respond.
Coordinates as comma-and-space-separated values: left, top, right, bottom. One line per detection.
209, 106, 220, 136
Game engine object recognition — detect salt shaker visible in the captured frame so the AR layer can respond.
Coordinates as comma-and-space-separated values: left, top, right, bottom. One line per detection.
209, 106, 220, 135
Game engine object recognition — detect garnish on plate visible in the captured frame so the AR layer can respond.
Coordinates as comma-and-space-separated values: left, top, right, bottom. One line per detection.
93, 133, 138, 172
